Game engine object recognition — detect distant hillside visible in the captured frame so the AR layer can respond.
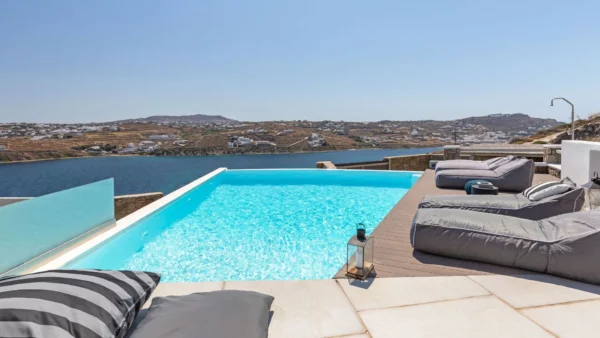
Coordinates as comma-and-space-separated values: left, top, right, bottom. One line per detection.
512, 112, 600, 144
455, 113, 562, 132
115, 114, 237, 124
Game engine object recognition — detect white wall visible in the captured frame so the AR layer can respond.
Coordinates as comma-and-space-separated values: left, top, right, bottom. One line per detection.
561, 141, 600, 185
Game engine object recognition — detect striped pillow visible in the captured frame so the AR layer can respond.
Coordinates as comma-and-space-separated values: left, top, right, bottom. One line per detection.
0, 269, 160, 338
523, 177, 576, 201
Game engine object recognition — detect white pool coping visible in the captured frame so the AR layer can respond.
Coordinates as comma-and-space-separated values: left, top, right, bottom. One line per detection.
34, 167, 422, 272
34, 167, 228, 272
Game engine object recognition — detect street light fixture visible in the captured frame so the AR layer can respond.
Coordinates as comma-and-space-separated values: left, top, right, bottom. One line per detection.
550, 98, 575, 140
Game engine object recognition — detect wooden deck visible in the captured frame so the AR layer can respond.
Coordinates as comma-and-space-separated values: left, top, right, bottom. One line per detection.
335, 169, 558, 279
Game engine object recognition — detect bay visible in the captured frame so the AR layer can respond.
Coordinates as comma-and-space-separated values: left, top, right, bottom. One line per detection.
0, 147, 440, 197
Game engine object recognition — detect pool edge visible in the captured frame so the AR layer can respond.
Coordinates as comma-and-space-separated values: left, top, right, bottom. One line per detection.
34, 167, 228, 272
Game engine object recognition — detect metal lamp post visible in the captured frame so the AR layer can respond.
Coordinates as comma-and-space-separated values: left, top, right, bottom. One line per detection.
550, 98, 575, 140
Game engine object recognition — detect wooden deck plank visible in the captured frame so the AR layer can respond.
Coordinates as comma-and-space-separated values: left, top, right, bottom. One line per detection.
335, 169, 559, 279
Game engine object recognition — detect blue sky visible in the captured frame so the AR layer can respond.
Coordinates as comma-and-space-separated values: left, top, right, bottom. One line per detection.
0, 0, 598, 123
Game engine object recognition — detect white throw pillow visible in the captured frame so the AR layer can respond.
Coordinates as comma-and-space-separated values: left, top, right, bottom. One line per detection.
523, 181, 557, 198
527, 183, 572, 201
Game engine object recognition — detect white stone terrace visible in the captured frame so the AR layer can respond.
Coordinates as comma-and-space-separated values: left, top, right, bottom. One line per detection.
145, 274, 600, 338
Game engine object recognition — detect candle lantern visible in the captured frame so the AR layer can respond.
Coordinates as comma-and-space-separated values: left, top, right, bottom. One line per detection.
346, 223, 374, 280
582, 172, 600, 210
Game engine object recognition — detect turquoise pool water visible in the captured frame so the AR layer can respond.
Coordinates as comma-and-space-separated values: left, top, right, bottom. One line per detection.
67, 169, 421, 282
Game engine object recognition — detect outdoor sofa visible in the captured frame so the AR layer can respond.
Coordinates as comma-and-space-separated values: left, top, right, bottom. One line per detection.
410, 208, 600, 284
435, 157, 535, 192
420, 177, 584, 220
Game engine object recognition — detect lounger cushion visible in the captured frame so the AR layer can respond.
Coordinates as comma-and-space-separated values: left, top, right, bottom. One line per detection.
435, 159, 490, 172
0, 269, 160, 338
435, 156, 515, 172
419, 187, 585, 220
128, 290, 274, 338
435, 157, 535, 192
411, 209, 600, 284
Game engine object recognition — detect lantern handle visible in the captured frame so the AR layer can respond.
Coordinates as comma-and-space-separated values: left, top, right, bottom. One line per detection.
357, 223, 367, 241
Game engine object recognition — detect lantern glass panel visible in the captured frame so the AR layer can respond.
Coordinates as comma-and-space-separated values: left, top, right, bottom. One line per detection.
346, 235, 374, 279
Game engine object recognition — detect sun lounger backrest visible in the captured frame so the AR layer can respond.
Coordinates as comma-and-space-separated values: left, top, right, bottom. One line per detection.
484, 157, 504, 165
491, 158, 535, 191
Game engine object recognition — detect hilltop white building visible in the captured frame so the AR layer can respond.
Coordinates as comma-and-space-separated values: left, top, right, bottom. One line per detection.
149, 134, 177, 140
31, 135, 51, 141
254, 140, 276, 146
308, 133, 325, 147
228, 136, 253, 148
50, 129, 72, 135
277, 129, 295, 136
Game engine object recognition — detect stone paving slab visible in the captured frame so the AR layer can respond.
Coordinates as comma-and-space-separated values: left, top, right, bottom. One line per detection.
521, 299, 600, 338
224, 279, 366, 338
338, 276, 489, 311
359, 296, 554, 338
470, 274, 600, 309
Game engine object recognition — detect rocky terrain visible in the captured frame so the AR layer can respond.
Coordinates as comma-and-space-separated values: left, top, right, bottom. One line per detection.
511, 113, 600, 144
0, 113, 562, 162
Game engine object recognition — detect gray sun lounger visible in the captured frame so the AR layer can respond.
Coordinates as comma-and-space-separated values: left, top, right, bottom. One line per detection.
435, 156, 515, 172
410, 209, 600, 284
419, 182, 584, 220
435, 157, 535, 192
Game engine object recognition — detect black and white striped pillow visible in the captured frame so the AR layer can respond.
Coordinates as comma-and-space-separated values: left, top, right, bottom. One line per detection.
0, 269, 160, 338
523, 177, 575, 201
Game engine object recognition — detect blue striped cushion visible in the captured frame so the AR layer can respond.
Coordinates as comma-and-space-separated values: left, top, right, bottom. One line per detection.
0, 269, 160, 338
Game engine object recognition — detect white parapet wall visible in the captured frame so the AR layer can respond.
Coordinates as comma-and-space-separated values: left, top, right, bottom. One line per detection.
561, 141, 600, 185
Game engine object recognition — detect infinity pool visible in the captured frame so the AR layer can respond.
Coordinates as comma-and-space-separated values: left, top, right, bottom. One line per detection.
67, 169, 421, 282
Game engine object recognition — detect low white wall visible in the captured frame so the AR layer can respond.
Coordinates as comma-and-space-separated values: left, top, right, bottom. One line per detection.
561, 141, 600, 185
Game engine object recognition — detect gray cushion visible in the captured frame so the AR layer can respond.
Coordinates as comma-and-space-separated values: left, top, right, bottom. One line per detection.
411, 209, 600, 284
435, 156, 515, 172
435, 157, 535, 192
435, 159, 491, 172
128, 290, 274, 338
419, 186, 584, 220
